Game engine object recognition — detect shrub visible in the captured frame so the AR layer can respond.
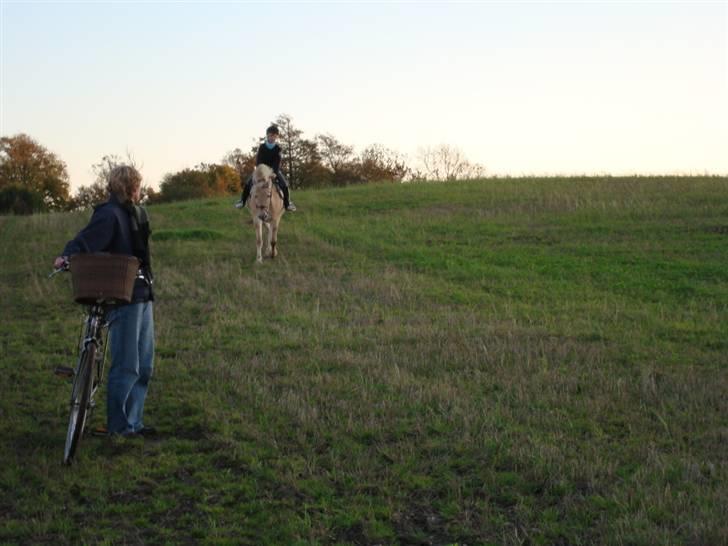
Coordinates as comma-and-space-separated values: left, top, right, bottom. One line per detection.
0, 186, 46, 215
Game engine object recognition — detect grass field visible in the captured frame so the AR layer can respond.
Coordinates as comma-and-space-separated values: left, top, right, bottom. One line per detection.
1, 176, 726, 545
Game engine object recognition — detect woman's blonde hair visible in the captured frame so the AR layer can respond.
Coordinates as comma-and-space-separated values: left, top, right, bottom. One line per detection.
108, 165, 142, 203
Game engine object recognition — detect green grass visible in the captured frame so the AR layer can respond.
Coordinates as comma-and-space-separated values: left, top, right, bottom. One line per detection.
1, 176, 726, 545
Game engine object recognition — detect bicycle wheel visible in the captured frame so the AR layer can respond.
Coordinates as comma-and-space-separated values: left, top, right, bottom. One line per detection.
63, 342, 96, 464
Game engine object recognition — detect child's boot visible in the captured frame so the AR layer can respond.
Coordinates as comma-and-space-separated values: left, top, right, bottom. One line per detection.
282, 186, 296, 211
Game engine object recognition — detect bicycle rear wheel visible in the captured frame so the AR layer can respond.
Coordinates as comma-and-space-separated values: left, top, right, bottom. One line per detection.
63, 342, 96, 464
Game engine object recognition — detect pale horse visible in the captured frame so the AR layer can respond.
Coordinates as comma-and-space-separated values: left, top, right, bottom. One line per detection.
248, 164, 286, 263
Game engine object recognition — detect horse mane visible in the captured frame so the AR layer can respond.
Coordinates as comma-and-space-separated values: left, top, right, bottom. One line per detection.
253, 164, 274, 184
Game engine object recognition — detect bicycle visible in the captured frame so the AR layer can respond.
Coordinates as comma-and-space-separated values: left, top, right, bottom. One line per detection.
50, 253, 140, 464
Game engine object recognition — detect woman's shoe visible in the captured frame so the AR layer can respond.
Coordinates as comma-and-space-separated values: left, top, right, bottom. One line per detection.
137, 426, 157, 437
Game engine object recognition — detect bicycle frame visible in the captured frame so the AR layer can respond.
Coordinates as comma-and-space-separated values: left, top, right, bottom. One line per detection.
79, 304, 110, 400
63, 303, 111, 464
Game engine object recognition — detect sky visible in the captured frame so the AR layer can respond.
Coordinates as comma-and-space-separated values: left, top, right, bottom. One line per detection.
1, 0, 727, 191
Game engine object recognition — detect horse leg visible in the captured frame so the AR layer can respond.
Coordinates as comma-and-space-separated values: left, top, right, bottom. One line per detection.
255, 219, 263, 263
270, 217, 280, 258
264, 222, 273, 257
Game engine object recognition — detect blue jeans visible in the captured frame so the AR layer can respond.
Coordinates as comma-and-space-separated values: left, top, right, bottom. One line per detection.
106, 302, 154, 435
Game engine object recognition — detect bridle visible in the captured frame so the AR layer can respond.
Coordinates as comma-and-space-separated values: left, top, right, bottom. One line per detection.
254, 175, 274, 221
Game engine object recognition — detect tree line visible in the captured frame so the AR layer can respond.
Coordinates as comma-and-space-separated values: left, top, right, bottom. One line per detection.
0, 114, 485, 214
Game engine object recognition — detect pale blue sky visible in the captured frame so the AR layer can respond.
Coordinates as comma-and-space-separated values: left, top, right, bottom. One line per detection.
2, 1, 726, 190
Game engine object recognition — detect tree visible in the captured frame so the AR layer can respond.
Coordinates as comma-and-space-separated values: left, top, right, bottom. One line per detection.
203, 163, 240, 195
71, 181, 108, 210
154, 163, 239, 203
222, 147, 256, 173
317, 133, 354, 173
317, 133, 357, 186
0, 134, 70, 210
156, 169, 210, 202
71, 153, 154, 209
358, 144, 409, 183
416, 145, 485, 181
0, 186, 46, 215
295, 138, 330, 188
274, 114, 303, 187
222, 147, 256, 191
273, 113, 327, 189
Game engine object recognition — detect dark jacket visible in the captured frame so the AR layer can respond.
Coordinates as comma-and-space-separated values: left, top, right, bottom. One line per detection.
256, 143, 282, 173
62, 194, 153, 303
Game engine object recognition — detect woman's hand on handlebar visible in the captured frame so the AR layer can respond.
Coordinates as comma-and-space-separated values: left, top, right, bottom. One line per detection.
49, 256, 69, 278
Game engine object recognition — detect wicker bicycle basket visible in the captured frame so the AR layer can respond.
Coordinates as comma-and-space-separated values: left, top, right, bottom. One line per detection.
69, 254, 140, 305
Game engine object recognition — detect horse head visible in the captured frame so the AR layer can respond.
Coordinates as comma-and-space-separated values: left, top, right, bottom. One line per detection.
251, 164, 276, 222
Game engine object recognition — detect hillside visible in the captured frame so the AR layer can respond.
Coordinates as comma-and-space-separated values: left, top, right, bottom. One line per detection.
1, 176, 727, 545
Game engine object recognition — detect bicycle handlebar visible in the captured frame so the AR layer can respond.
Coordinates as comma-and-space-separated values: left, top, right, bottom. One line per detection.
48, 258, 70, 278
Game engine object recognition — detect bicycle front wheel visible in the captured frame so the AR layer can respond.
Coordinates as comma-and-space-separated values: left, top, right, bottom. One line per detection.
63, 342, 96, 464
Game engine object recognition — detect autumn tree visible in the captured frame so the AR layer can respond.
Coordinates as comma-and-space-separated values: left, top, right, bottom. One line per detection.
358, 144, 409, 183
222, 147, 256, 193
154, 163, 239, 203
204, 163, 240, 194
156, 169, 209, 202
0, 133, 70, 210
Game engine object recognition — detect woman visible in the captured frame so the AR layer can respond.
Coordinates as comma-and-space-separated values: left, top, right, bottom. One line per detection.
54, 165, 155, 437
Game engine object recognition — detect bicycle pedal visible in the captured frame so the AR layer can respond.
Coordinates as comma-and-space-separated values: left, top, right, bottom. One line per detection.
54, 366, 74, 378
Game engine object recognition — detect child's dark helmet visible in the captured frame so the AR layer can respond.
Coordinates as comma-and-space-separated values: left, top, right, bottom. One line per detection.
266, 124, 280, 135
